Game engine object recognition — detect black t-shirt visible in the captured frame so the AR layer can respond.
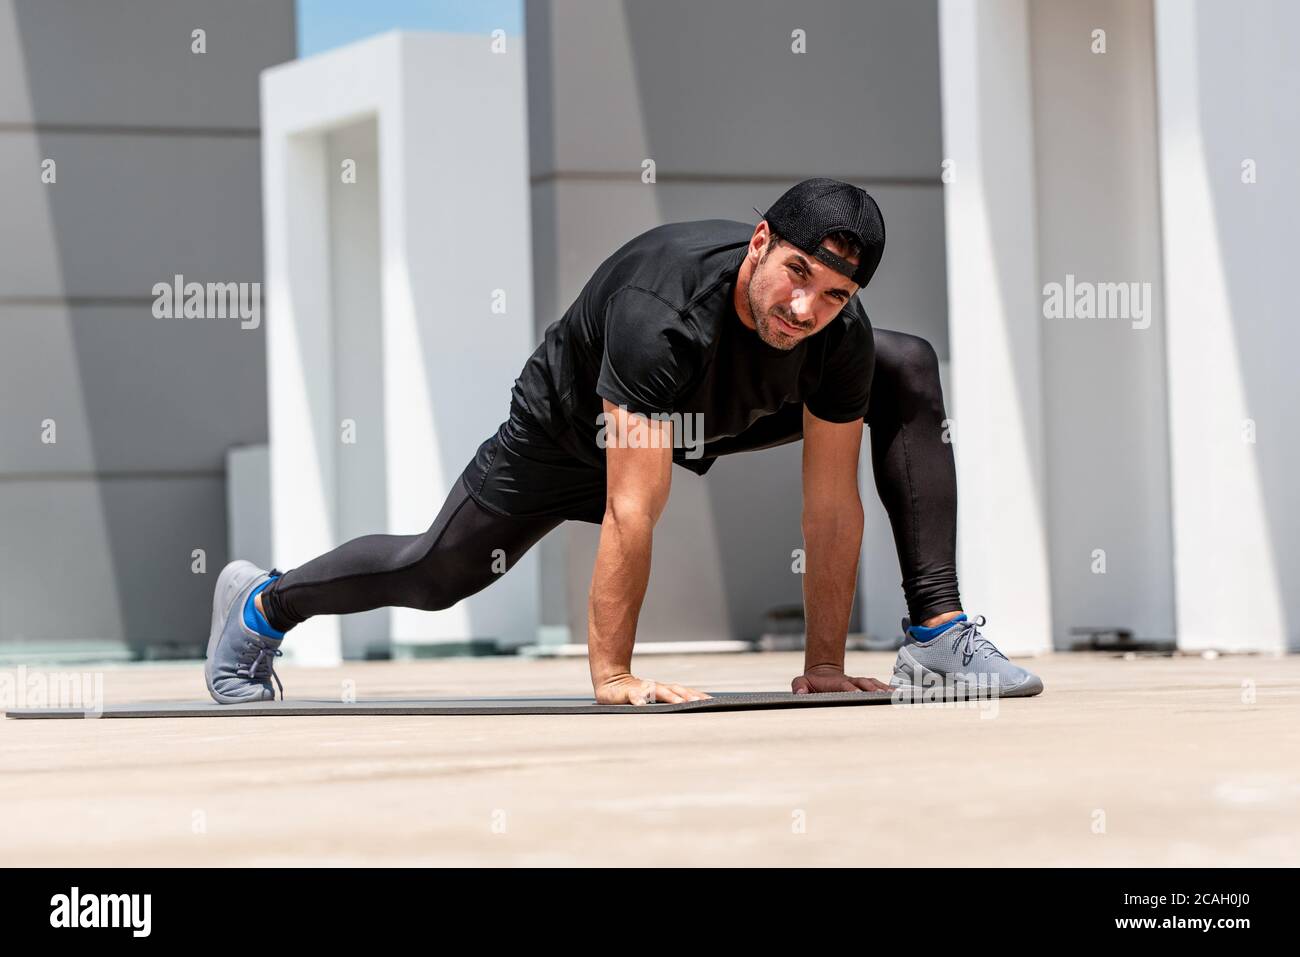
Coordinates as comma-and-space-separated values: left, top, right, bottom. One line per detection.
510, 219, 875, 476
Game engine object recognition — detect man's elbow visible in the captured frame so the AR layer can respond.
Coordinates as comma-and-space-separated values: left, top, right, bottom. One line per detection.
604, 493, 666, 532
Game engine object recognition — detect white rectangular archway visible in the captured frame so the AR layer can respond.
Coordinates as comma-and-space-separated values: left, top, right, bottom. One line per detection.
260, 31, 538, 663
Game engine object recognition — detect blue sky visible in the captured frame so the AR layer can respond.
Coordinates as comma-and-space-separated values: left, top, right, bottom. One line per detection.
297, 0, 524, 57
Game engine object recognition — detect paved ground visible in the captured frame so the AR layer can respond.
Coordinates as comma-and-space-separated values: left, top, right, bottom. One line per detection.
2, 652, 1297, 866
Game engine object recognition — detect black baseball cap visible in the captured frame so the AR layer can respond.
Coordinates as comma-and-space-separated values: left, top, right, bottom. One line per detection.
752, 177, 886, 287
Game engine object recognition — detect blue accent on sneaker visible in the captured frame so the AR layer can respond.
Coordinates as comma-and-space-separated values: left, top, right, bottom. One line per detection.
907, 613, 967, 642
243, 574, 284, 640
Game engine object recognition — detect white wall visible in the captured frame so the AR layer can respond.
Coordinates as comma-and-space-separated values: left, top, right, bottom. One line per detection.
938, 0, 1053, 655
940, 0, 1293, 653
1155, 0, 1300, 652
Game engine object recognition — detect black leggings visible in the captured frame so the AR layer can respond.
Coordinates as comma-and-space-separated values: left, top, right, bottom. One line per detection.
259, 328, 962, 633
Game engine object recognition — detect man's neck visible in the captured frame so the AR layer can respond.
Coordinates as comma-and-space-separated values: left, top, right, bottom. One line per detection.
733, 254, 756, 330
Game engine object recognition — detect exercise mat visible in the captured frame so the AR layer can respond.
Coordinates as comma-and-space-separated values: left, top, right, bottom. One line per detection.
5, 685, 1037, 719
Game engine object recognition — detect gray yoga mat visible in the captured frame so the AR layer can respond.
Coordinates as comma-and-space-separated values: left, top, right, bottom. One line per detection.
5, 686, 1032, 719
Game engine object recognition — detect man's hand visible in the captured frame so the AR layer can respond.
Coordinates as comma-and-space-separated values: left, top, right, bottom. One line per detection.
791, 664, 892, 694
595, 674, 713, 706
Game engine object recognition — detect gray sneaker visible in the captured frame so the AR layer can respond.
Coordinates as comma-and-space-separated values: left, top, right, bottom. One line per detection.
892, 614, 1043, 698
204, 560, 285, 704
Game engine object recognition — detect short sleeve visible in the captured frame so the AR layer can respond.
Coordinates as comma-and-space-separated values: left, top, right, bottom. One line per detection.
596, 286, 698, 416
804, 310, 874, 423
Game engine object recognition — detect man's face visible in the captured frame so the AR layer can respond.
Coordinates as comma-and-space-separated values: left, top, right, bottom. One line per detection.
744, 230, 859, 350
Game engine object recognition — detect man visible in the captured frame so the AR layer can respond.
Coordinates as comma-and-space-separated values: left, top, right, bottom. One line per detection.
205, 177, 1043, 706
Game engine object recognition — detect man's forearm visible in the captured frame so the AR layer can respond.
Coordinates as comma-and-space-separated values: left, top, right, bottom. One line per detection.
801, 502, 864, 671
587, 511, 655, 687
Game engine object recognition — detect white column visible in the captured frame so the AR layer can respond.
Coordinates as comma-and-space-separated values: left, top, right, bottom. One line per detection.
262, 114, 339, 664
1154, 0, 1299, 652
937, 0, 1052, 654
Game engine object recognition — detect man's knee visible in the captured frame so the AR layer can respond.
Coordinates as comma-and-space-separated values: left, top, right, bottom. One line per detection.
420, 561, 501, 612
891, 333, 941, 384
420, 583, 458, 612
873, 333, 945, 417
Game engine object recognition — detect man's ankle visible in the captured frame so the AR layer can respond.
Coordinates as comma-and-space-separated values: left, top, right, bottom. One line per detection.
920, 609, 964, 628
255, 590, 272, 623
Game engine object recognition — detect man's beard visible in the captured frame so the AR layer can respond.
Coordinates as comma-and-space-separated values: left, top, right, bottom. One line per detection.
746, 283, 804, 351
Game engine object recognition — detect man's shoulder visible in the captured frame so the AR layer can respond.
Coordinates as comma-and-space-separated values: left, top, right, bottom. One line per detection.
600, 219, 752, 310
839, 291, 871, 324
837, 296, 873, 341
623, 218, 753, 251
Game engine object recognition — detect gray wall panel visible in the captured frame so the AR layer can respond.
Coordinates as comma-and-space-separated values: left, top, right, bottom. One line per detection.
0, 132, 264, 299
530, 0, 942, 179
1030, 0, 1175, 646
0, 1, 293, 655
0, 304, 268, 473
0, 476, 228, 654
0, 0, 294, 128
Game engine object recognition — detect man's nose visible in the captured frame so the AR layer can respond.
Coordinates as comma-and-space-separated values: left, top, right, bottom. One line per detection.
789, 289, 815, 319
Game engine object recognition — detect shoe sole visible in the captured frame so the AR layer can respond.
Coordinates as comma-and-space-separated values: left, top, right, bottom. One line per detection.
204, 560, 270, 705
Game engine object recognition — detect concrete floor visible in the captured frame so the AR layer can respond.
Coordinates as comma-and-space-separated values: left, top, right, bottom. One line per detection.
2, 651, 1297, 866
